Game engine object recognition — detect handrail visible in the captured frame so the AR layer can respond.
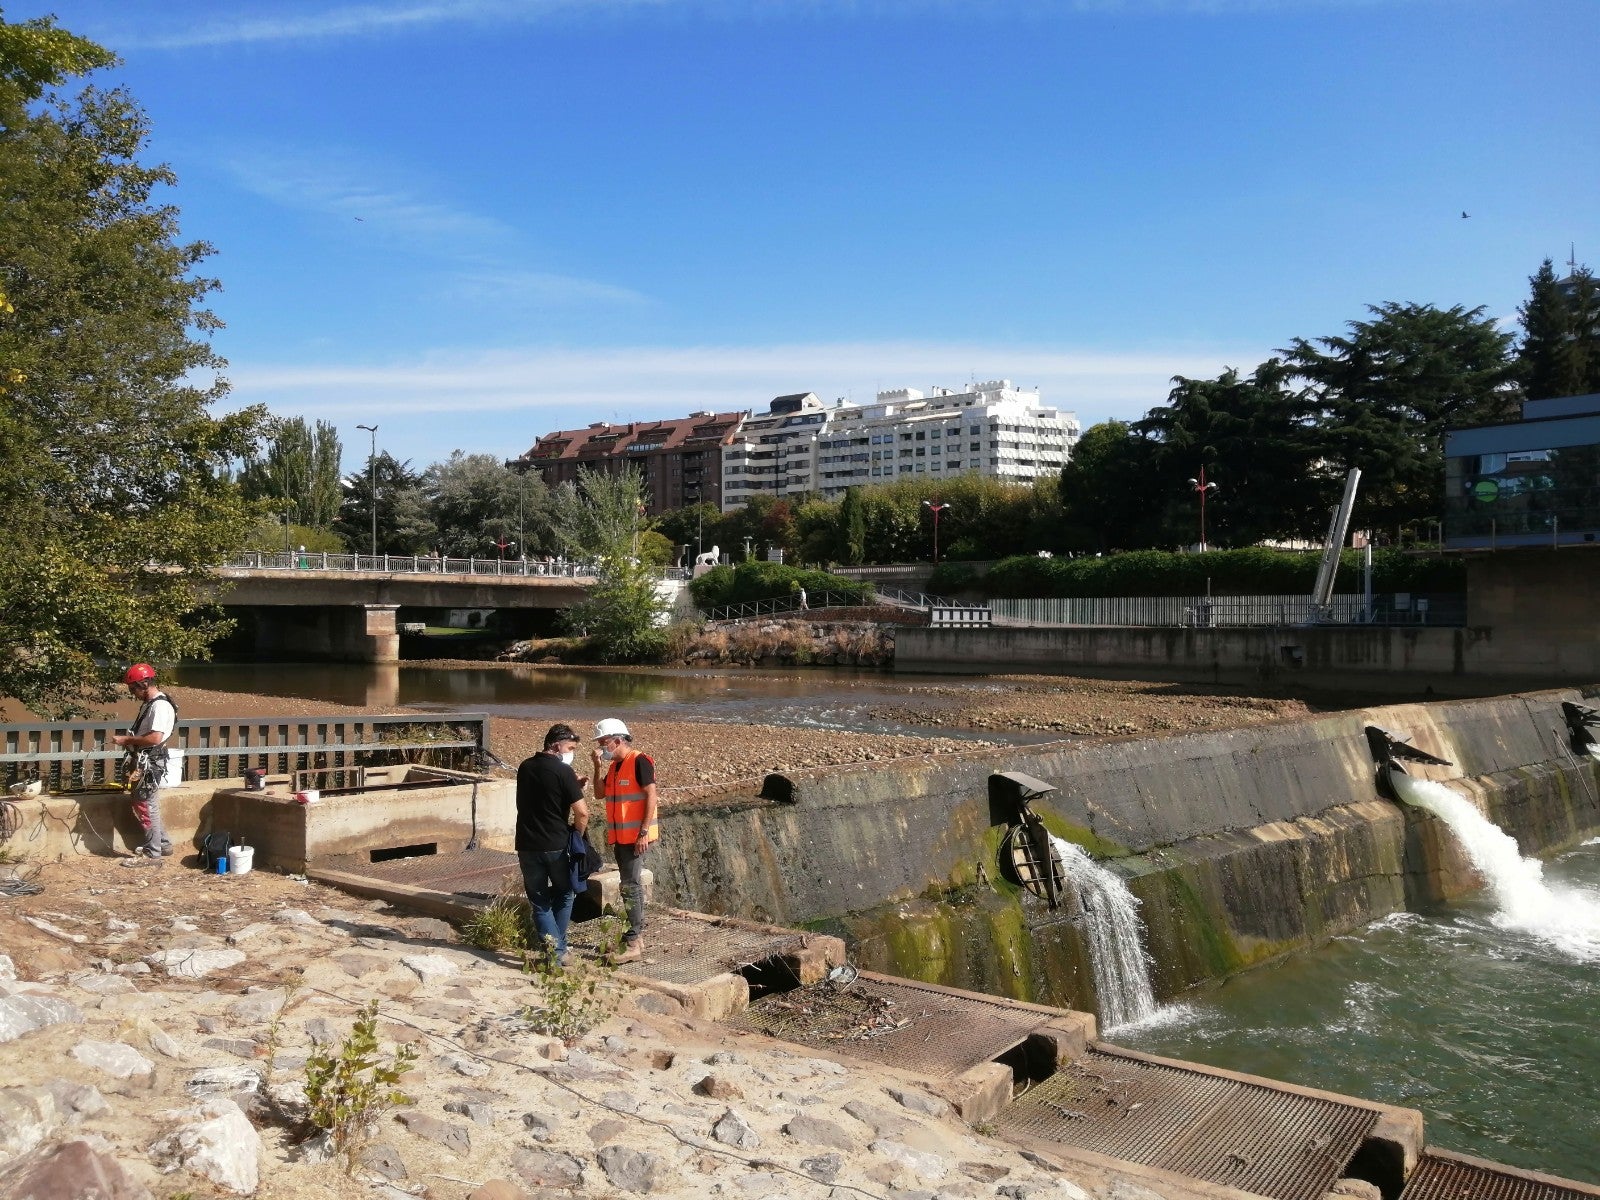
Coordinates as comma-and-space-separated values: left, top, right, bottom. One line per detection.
1, 711, 491, 793
219, 552, 689, 583
702, 590, 873, 624
876, 585, 964, 610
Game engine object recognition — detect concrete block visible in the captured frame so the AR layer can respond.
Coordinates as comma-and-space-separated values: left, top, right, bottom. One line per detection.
782, 937, 847, 986
936, 1061, 1012, 1126
1029, 1013, 1097, 1069
630, 972, 748, 1022
585, 868, 654, 914
1367, 1106, 1425, 1178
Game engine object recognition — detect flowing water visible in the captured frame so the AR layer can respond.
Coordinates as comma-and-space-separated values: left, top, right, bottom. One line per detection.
1049, 835, 1158, 1031
169, 662, 1059, 744
1121, 830, 1600, 1183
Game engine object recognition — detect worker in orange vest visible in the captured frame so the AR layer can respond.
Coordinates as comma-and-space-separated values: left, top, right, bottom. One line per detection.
590, 718, 658, 963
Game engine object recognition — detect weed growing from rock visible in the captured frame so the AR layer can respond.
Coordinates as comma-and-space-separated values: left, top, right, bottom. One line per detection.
460, 893, 532, 955
303, 1000, 417, 1165
518, 916, 624, 1043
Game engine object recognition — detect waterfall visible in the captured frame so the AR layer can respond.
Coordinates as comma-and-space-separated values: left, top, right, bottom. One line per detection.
1391, 774, 1600, 962
1049, 835, 1158, 1029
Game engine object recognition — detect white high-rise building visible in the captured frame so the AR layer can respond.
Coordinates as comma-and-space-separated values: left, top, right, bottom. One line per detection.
813, 381, 1078, 500
721, 381, 1079, 510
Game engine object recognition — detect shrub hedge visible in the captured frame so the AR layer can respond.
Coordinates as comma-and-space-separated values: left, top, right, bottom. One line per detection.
688, 561, 874, 610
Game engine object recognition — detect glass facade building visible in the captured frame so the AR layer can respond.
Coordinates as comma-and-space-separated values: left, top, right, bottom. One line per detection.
1444, 393, 1600, 548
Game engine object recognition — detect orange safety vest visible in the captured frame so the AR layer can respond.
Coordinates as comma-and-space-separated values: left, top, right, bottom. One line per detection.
603, 748, 658, 846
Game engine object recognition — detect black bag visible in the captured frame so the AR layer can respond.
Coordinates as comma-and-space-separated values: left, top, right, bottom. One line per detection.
567, 830, 603, 893
201, 831, 231, 871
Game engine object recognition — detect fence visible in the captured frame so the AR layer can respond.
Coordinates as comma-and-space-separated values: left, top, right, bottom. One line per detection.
991, 593, 1466, 629
930, 606, 993, 627
1, 712, 490, 794
703, 590, 873, 624
222, 552, 689, 582
876, 586, 964, 611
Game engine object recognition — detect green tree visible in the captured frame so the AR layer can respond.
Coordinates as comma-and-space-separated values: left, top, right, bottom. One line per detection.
1057, 420, 1161, 552
1281, 302, 1520, 531
335, 453, 435, 555
549, 466, 666, 662
0, 13, 262, 718
1518, 258, 1584, 401
425, 451, 548, 558
239, 416, 344, 529
839, 487, 867, 565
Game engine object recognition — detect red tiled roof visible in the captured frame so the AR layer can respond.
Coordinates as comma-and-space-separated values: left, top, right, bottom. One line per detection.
519, 412, 746, 463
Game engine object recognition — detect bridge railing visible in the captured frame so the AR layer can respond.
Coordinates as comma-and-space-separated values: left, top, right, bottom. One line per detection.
222, 552, 689, 582
703, 590, 874, 623
1, 712, 492, 793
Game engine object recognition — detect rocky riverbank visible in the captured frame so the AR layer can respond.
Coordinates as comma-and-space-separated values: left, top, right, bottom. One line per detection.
0, 857, 1179, 1200
143, 670, 1320, 805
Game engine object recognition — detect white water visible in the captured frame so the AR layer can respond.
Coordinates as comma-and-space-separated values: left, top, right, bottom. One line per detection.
1391, 774, 1600, 962
1049, 835, 1158, 1029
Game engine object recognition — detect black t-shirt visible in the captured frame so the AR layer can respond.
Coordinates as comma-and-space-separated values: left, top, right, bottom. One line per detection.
515, 752, 584, 854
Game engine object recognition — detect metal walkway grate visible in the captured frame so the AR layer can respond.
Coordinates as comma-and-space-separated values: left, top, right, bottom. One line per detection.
565, 909, 813, 987
1401, 1152, 1600, 1200
727, 975, 1052, 1078
328, 847, 524, 900
996, 1049, 1379, 1200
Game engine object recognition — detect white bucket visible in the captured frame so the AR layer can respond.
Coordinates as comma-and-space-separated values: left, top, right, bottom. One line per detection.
227, 845, 254, 876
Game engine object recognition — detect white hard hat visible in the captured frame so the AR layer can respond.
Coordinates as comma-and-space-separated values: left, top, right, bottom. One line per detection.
593, 718, 631, 740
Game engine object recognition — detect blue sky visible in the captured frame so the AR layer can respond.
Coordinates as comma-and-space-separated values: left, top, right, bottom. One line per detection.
25, 0, 1599, 472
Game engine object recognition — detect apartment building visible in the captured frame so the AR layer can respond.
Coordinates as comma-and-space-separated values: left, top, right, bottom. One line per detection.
719, 392, 830, 510
808, 380, 1079, 503
514, 410, 744, 516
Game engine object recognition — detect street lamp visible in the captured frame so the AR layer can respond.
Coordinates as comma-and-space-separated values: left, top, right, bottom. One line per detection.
1186, 468, 1218, 552
922, 500, 952, 564
356, 423, 379, 558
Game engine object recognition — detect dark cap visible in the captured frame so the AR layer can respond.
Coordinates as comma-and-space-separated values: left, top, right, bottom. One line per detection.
543, 723, 581, 749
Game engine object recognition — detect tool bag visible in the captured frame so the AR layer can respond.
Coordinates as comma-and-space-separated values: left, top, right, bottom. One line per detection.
200, 831, 232, 871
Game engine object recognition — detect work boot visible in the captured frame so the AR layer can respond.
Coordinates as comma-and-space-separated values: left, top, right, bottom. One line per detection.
615, 940, 643, 964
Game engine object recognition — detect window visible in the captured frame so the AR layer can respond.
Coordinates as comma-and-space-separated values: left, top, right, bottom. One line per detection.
931, 429, 941, 438
915, 431, 925, 441
948, 459, 961, 470
915, 448, 925, 457
970, 442, 980, 452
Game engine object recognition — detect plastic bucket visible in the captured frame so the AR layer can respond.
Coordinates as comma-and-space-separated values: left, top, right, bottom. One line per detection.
227, 845, 254, 876
292, 789, 319, 805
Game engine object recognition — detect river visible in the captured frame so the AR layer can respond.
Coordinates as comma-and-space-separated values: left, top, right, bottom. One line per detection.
1119, 839, 1600, 1184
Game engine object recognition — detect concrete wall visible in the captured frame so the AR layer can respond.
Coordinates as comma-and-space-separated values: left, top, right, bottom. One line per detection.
240, 603, 401, 663
646, 688, 1600, 1010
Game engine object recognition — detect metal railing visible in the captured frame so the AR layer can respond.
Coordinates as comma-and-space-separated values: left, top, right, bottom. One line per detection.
1, 712, 490, 793
877, 586, 964, 611
930, 606, 993, 627
990, 593, 1466, 629
703, 590, 874, 624
222, 552, 690, 582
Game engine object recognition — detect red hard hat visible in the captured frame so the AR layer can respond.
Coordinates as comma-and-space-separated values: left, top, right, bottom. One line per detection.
123, 663, 156, 685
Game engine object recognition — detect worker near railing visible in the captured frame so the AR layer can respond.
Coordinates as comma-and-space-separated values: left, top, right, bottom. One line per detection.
111, 663, 181, 863
591, 718, 658, 964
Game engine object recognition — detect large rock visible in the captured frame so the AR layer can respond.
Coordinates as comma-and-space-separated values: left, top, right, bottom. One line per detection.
0, 1136, 153, 1200
783, 1112, 860, 1152
0, 954, 14, 981
0, 1087, 59, 1158
357, 1142, 409, 1181
70, 1041, 154, 1080
510, 1149, 586, 1189
871, 1139, 948, 1182
401, 953, 459, 982
596, 1144, 668, 1194
0, 993, 83, 1045
227, 990, 285, 1022
145, 948, 246, 980
713, 1108, 761, 1150
43, 1079, 110, 1120
149, 1096, 262, 1195
185, 1065, 264, 1100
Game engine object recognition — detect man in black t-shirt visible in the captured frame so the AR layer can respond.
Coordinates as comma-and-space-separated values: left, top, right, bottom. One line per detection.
515, 723, 590, 962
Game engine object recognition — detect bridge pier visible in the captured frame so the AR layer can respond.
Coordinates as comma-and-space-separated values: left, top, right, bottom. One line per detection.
246, 604, 400, 664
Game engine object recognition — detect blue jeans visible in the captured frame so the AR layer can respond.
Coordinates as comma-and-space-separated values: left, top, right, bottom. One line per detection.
518, 849, 576, 955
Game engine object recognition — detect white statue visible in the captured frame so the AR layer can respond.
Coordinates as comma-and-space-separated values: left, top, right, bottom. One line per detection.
692, 545, 720, 578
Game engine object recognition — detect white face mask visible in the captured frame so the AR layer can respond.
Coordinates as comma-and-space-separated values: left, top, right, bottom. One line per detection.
559, 751, 574, 766
599, 746, 615, 762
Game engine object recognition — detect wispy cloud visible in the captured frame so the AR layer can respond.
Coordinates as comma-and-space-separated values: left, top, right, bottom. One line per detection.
224, 151, 513, 245
230, 339, 1263, 435
111, 0, 1426, 51
449, 268, 651, 307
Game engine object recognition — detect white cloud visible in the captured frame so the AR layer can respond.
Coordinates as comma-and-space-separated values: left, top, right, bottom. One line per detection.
448, 268, 651, 307
230, 339, 1265, 433
111, 0, 1427, 50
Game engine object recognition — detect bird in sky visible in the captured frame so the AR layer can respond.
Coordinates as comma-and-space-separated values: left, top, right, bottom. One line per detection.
1461, 211, 1470, 219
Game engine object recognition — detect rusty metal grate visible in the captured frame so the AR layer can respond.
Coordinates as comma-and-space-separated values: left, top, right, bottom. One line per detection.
727, 976, 1051, 1078
566, 910, 812, 987
334, 847, 523, 899
1401, 1152, 1600, 1200
997, 1049, 1379, 1200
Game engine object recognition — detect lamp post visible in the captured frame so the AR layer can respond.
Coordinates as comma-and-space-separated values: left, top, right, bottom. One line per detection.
356, 424, 379, 557
922, 500, 952, 564
1186, 468, 1218, 552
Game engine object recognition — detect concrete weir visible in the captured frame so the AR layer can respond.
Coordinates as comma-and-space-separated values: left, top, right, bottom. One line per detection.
642, 686, 1600, 1008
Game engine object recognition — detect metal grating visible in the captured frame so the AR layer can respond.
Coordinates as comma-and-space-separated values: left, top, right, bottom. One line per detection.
337, 847, 523, 899
727, 976, 1051, 1078
566, 910, 812, 987
1401, 1153, 1600, 1200
997, 1049, 1379, 1200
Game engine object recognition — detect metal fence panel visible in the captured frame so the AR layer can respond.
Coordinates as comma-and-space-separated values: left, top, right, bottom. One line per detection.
1, 712, 489, 793
991, 594, 1464, 628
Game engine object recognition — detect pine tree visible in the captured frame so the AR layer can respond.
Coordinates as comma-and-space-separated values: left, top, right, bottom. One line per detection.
1518, 259, 1584, 401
